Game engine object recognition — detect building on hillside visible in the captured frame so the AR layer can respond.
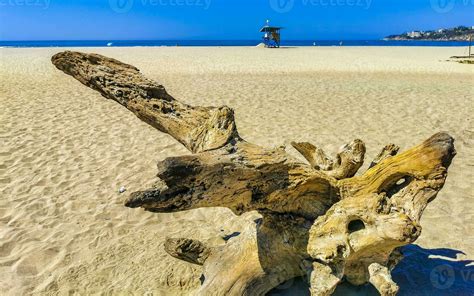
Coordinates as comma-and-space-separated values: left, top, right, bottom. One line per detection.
407, 31, 422, 38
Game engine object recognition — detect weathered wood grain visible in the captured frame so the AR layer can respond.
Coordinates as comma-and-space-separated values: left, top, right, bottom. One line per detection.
52, 51, 456, 296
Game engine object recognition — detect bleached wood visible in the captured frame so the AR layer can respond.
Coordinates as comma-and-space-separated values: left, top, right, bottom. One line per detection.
52, 51, 456, 295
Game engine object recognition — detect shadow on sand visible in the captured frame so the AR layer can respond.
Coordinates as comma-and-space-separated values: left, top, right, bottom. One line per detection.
268, 244, 474, 296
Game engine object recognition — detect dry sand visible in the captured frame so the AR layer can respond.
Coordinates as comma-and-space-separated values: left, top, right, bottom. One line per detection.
0, 46, 473, 295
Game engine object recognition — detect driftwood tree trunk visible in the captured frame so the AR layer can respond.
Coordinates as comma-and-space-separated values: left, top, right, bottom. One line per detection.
52, 51, 456, 296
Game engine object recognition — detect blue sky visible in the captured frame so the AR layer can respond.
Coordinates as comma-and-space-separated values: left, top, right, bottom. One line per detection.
0, 0, 472, 40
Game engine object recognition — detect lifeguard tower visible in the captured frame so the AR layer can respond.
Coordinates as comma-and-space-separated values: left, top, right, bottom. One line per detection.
260, 20, 282, 48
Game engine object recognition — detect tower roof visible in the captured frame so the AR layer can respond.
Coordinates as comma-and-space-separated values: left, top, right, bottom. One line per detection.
260, 26, 282, 33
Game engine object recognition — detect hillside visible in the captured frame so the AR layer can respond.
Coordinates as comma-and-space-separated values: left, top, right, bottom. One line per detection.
385, 26, 473, 41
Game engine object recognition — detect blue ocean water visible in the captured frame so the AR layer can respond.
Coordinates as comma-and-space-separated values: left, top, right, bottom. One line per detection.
0, 40, 470, 47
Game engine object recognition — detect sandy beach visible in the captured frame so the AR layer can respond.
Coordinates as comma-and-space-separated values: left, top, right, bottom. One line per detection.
1, 46, 473, 295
